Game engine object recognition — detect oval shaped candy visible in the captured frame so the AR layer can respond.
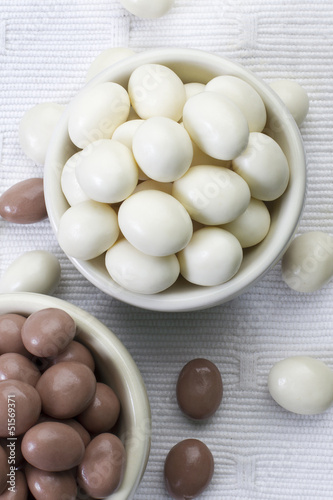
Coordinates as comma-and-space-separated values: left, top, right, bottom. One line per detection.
86, 47, 135, 82
183, 91, 249, 161
77, 382, 120, 434
60, 152, 90, 206
47, 340, 95, 372
77, 433, 126, 498
25, 464, 77, 500
268, 356, 333, 415
119, 0, 174, 18
0, 178, 47, 224
22, 421, 85, 471
0, 353, 41, 386
269, 79, 309, 126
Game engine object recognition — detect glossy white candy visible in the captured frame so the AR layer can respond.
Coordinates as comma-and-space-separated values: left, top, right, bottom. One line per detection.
232, 132, 290, 201
118, 190, 193, 257
105, 239, 179, 294
281, 231, 333, 292
75, 139, 138, 203
172, 165, 250, 225
61, 152, 90, 206
268, 356, 333, 415
58, 200, 119, 260
118, 0, 174, 19
205, 75, 267, 132
184, 82, 205, 101
0, 251, 61, 294
178, 227, 243, 286
86, 47, 135, 82
132, 117, 193, 182
269, 79, 309, 126
128, 64, 186, 121
68, 82, 130, 149
182, 91, 249, 161
19, 102, 64, 165
221, 198, 271, 248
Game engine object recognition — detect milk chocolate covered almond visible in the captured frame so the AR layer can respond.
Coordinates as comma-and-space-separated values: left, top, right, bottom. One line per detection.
25, 464, 77, 500
0, 178, 47, 224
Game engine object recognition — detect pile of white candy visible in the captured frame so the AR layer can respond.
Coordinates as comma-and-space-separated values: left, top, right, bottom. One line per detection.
55, 61, 294, 295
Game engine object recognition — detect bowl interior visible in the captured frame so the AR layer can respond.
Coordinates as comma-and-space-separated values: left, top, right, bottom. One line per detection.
0, 293, 151, 500
44, 48, 306, 312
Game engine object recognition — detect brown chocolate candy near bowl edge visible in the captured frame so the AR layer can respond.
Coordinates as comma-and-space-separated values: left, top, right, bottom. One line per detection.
176, 358, 223, 420
0, 314, 29, 357
164, 439, 214, 499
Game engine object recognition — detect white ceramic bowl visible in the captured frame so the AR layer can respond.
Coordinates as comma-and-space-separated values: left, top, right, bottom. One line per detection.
0, 292, 151, 500
44, 48, 306, 312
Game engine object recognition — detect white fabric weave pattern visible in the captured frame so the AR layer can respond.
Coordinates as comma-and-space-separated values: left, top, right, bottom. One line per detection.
1, 1, 333, 498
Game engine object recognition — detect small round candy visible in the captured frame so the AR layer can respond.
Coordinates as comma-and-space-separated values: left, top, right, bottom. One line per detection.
58, 200, 119, 260
22, 422, 85, 472
0, 353, 41, 386
268, 356, 333, 415
119, 0, 174, 18
128, 63, 186, 121
21, 308, 76, 358
68, 82, 130, 149
232, 132, 290, 201
269, 79, 309, 126
118, 190, 193, 256
77, 433, 126, 498
19, 102, 64, 165
47, 340, 95, 372
0, 314, 29, 357
0, 178, 47, 224
172, 165, 250, 225
205, 75, 267, 132
85, 47, 135, 82
61, 152, 90, 206
183, 91, 249, 160
0, 251, 61, 295
36, 361, 96, 419
164, 439, 214, 499
105, 238, 180, 294
25, 464, 78, 500
132, 116, 193, 182
0, 379, 41, 437
221, 197, 271, 248
77, 382, 120, 434
178, 227, 243, 286
281, 231, 333, 292
75, 139, 138, 203
176, 358, 223, 420
184, 82, 205, 101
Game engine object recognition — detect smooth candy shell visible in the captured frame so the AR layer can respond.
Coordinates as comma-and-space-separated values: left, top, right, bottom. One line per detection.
25, 465, 77, 500
220, 198, 271, 248
61, 152, 90, 206
58, 200, 119, 260
19, 102, 64, 165
0, 353, 41, 386
0, 178, 47, 224
86, 47, 135, 82
119, 0, 174, 18
128, 64, 186, 121
178, 227, 243, 286
0, 251, 61, 295
281, 231, 333, 292
77, 382, 120, 434
183, 91, 249, 161
0, 314, 29, 357
105, 238, 180, 294
268, 356, 333, 415
172, 165, 250, 225
118, 190, 193, 256
269, 79, 309, 126
68, 82, 130, 149
75, 139, 138, 203
132, 116, 193, 182
232, 132, 290, 201
205, 75, 267, 132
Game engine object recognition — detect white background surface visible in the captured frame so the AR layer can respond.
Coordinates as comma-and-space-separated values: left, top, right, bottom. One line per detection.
1, 1, 333, 498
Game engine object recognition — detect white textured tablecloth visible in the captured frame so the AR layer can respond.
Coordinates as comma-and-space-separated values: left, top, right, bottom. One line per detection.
1, 1, 333, 498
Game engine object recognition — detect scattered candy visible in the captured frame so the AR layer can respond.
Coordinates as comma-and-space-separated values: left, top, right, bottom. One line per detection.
269, 79, 309, 126
164, 439, 214, 499
268, 356, 333, 415
19, 102, 64, 165
0, 251, 61, 295
85, 47, 135, 82
176, 358, 223, 420
281, 231, 333, 292
118, 0, 174, 19
0, 178, 47, 225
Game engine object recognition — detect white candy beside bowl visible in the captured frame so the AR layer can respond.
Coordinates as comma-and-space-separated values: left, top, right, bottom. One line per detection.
44, 48, 306, 312
0, 292, 151, 500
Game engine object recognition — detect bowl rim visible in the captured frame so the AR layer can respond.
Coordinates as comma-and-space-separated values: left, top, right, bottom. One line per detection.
0, 292, 151, 500
44, 47, 307, 312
